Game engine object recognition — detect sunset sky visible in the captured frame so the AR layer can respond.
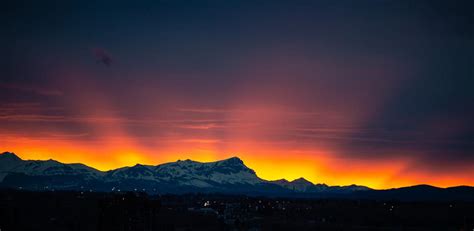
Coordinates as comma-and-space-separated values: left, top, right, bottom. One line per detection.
1, 0, 473, 189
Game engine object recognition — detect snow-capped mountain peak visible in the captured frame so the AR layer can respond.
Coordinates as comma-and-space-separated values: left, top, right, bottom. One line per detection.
150, 156, 262, 187
0, 152, 24, 181
0, 152, 103, 182
271, 177, 316, 192
0, 152, 22, 161
216, 156, 244, 165
105, 164, 156, 181
100, 156, 263, 188
0, 152, 23, 168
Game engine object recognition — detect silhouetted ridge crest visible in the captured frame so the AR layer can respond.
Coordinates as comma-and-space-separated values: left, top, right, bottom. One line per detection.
2, 151, 473, 201
219, 156, 244, 165
0, 152, 21, 161
292, 177, 312, 184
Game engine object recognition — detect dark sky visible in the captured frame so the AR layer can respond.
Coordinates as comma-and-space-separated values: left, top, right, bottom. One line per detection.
1, 0, 473, 188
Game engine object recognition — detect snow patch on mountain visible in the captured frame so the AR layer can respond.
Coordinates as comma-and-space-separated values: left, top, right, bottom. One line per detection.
271, 177, 319, 192
0, 152, 103, 181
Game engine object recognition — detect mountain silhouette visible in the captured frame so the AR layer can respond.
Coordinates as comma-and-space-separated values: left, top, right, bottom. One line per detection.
1, 152, 473, 200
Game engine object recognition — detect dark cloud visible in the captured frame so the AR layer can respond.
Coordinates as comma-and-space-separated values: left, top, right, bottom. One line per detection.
92, 48, 112, 66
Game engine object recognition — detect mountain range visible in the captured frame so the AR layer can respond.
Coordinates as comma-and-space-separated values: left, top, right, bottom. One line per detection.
1, 152, 473, 201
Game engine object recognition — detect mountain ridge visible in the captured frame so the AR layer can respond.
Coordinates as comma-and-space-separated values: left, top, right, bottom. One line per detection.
0, 152, 358, 189
1, 151, 473, 201
0, 152, 366, 192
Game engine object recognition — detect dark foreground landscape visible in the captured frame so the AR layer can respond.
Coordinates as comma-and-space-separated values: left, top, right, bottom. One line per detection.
0, 190, 473, 231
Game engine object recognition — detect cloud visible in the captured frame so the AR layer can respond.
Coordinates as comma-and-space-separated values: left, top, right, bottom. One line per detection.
91, 48, 113, 66
0, 83, 63, 96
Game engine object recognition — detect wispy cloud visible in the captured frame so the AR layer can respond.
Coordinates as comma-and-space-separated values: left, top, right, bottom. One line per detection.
181, 139, 221, 144
177, 108, 236, 113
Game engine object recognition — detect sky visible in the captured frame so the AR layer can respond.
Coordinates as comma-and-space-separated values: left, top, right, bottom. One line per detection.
1, 0, 473, 189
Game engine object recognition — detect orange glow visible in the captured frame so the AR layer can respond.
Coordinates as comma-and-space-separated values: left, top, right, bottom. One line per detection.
2, 134, 474, 189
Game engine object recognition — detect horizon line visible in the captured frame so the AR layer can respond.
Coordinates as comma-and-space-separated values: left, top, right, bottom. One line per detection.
2, 151, 472, 190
